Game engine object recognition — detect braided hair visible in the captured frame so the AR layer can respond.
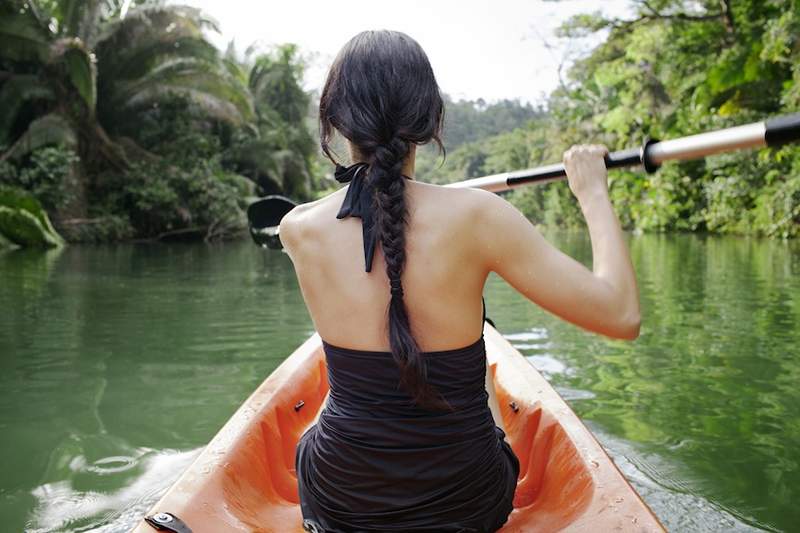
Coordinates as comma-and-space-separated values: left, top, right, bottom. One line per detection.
319, 30, 446, 409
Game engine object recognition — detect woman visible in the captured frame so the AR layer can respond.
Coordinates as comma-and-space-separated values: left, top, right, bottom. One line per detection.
281, 30, 640, 533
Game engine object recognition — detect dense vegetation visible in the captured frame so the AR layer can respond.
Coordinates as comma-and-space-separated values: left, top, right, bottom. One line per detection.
427, 0, 799, 238
0, 0, 315, 246
1, 0, 798, 248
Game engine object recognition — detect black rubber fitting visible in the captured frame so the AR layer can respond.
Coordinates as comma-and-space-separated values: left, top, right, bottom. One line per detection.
145, 512, 193, 533
765, 113, 800, 147
641, 137, 661, 174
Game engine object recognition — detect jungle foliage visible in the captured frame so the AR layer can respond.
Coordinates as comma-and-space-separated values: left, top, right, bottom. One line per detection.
2, 0, 797, 246
0, 0, 314, 245
423, 0, 799, 238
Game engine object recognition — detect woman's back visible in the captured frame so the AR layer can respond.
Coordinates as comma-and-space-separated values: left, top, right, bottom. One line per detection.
283, 180, 488, 352
282, 27, 639, 533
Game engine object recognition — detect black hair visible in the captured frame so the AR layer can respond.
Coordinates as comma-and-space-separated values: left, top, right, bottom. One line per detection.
319, 30, 447, 409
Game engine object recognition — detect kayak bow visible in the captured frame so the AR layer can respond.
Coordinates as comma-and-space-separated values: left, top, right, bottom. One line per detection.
135, 325, 664, 532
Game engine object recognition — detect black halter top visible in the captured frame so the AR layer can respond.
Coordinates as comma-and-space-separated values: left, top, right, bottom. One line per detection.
294, 162, 519, 532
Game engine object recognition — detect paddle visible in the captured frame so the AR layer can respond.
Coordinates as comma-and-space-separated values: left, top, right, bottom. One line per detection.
246, 113, 800, 247
447, 112, 800, 192
247, 195, 297, 249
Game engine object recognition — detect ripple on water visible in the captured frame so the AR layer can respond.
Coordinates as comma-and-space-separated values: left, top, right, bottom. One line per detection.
26, 448, 200, 533
584, 422, 777, 533
526, 354, 571, 377
83, 455, 139, 475
555, 386, 596, 401
503, 328, 549, 342
503, 329, 572, 377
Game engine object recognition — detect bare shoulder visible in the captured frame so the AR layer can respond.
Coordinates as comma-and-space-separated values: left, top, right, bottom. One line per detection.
279, 188, 346, 252
410, 180, 500, 218
422, 183, 542, 252
449, 184, 529, 226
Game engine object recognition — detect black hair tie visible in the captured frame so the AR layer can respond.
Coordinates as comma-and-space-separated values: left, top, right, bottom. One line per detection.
389, 277, 404, 297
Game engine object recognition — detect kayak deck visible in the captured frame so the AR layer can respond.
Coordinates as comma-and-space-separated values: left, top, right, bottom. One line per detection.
134, 325, 663, 532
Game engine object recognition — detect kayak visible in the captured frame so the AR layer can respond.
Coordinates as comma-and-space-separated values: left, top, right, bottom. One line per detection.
134, 324, 664, 532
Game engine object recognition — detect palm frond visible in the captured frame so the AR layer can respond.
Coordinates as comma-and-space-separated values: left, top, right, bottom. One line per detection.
95, 4, 216, 55
57, 0, 99, 38
248, 47, 308, 124
121, 86, 246, 125
0, 75, 55, 145
49, 38, 97, 113
0, 4, 52, 63
223, 57, 251, 91
226, 137, 281, 177
111, 57, 253, 120
0, 186, 64, 248
1, 113, 77, 161
94, 5, 255, 126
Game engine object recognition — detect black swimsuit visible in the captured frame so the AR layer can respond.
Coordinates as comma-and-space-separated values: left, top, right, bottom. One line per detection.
294, 162, 519, 532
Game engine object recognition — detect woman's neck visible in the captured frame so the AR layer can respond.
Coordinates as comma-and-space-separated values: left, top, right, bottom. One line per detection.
350, 144, 417, 179
402, 151, 415, 179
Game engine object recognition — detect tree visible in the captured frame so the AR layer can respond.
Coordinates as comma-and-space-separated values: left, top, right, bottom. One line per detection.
0, 0, 254, 222
503, 0, 800, 237
225, 43, 316, 199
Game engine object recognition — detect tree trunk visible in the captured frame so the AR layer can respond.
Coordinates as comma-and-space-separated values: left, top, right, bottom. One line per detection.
719, 0, 735, 35
54, 157, 88, 223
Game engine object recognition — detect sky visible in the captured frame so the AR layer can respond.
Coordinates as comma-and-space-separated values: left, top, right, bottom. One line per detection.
180, 0, 633, 105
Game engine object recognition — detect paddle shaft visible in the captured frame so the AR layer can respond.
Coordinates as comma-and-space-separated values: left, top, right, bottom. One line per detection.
246, 113, 800, 240
445, 113, 800, 193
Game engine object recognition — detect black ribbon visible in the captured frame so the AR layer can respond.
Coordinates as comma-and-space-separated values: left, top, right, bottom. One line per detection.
334, 161, 413, 275
334, 161, 377, 272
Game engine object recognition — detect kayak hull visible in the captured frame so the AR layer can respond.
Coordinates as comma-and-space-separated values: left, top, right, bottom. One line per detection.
134, 325, 663, 532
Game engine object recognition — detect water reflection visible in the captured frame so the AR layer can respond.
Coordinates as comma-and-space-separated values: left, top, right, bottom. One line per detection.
1, 242, 310, 531
28, 443, 199, 533
1, 233, 798, 531
486, 231, 800, 532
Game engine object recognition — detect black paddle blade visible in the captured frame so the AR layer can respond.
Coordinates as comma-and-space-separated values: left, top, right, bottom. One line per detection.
246, 195, 297, 249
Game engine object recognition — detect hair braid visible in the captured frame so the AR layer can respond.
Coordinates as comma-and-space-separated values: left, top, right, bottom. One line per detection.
318, 30, 447, 409
371, 136, 446, 409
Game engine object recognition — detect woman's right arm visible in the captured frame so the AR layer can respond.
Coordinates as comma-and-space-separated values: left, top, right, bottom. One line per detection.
474, 145, 640, 340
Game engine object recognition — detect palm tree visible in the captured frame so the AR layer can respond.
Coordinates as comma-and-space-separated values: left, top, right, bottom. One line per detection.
0, 0, 254, 219
225, 43, 315, 199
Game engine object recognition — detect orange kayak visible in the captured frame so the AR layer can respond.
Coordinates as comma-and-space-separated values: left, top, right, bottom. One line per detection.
134, 325, 664, 532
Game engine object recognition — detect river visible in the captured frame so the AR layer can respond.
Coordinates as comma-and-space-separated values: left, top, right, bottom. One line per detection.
1, 232, 798, 532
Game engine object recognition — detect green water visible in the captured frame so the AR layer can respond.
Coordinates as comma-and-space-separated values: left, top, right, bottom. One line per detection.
1, 233, 798, 532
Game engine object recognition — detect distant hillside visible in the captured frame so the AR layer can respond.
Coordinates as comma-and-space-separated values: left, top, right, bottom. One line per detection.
307, 93, 543, 190
416, 95, 544, 184
440, 95, 543, 150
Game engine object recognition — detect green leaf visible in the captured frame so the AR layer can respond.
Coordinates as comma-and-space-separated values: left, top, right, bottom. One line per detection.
55, 0, 102, 40
0, 7, 51, 63
56, 39, 97, 112
2, 113, 77, 161
0, 186, 64, 248
0, 206, 63, 247
109, 58, 254, 123
0, 75, 55, 145
94, 5, 253, 125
